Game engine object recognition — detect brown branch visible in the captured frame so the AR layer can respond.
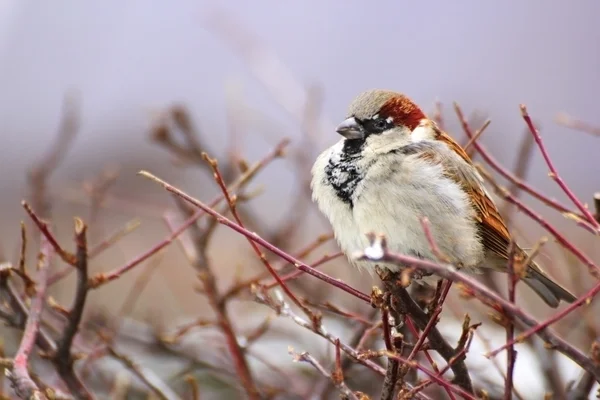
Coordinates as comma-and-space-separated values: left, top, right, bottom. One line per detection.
9, 239, 52, 400
48, 219, 141, 286
380, 305, 399, 400
51, 218, 92, 400
357, 235, 600, 381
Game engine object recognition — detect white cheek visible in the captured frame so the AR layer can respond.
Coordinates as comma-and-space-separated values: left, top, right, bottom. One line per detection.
411, 125, 435, 142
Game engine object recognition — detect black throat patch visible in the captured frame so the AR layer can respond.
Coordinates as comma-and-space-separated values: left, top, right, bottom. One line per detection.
324, 139, 366, 207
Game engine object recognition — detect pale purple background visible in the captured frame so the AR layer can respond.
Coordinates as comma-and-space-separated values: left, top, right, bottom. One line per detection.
0, 1, 598, 397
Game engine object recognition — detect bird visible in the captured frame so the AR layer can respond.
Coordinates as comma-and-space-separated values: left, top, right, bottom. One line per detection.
310, 89, 576, 308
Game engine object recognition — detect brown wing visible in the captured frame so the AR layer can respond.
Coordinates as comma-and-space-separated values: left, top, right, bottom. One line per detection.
416, 129, 576, 305
426, 130, 513, 262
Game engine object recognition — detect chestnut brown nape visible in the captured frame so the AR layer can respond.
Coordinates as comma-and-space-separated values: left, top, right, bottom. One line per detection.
347, 89, 426, 132
379, 94, 426, 131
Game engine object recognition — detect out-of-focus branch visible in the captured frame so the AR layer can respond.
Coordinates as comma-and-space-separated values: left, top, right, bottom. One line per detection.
167, 193, 260, 398
90, 140, 290, 288
289, 347, 360, 400
555, 112, 600, 137
27, 93, 80, 218
105, 346, 179, 400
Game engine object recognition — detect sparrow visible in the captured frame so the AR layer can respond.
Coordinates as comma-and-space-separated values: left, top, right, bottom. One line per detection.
310, 89, 576, 307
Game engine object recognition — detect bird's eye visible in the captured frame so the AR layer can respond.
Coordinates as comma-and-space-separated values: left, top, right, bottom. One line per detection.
361, 116, 392, 134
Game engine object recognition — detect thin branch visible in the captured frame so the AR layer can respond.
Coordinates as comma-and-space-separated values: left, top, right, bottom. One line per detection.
289, 348, 359, 400
10, 239, 52, 400
254, 287, 385, 377
105, 346, 179, 400
22, 201, 76, 265
520, 104, 599, 228
168, 197, 260, 398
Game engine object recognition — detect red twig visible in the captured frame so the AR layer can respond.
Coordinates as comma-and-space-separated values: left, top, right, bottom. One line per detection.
22, 201, 76, 265
10, 238, 52, 400
139, 170, 370, 303
478, 167, 600, 278
262, 251, 343, 289
487, 279, 600, 359
520, 104, 599, 228
453, 103, 598, 235
205, 154, 315, 319
406, 281, 452, 364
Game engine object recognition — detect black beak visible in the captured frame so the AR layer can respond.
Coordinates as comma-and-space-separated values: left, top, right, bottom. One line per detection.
336, 117, 364, 140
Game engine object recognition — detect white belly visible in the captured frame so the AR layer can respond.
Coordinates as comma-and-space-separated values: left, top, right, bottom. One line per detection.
313, 146, 484, 274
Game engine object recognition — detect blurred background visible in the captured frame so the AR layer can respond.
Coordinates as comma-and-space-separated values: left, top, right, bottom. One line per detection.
0, 1, 599, 398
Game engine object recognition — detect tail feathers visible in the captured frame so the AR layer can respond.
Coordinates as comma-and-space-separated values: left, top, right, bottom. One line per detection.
523, 267, 576, 308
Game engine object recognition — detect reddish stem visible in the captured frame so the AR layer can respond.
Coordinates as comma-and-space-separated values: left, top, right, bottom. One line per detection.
520, 104, 599, 228
139, 170, 370, 303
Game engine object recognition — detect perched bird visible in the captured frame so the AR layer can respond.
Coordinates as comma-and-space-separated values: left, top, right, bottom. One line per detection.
310, 89, 575, 307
